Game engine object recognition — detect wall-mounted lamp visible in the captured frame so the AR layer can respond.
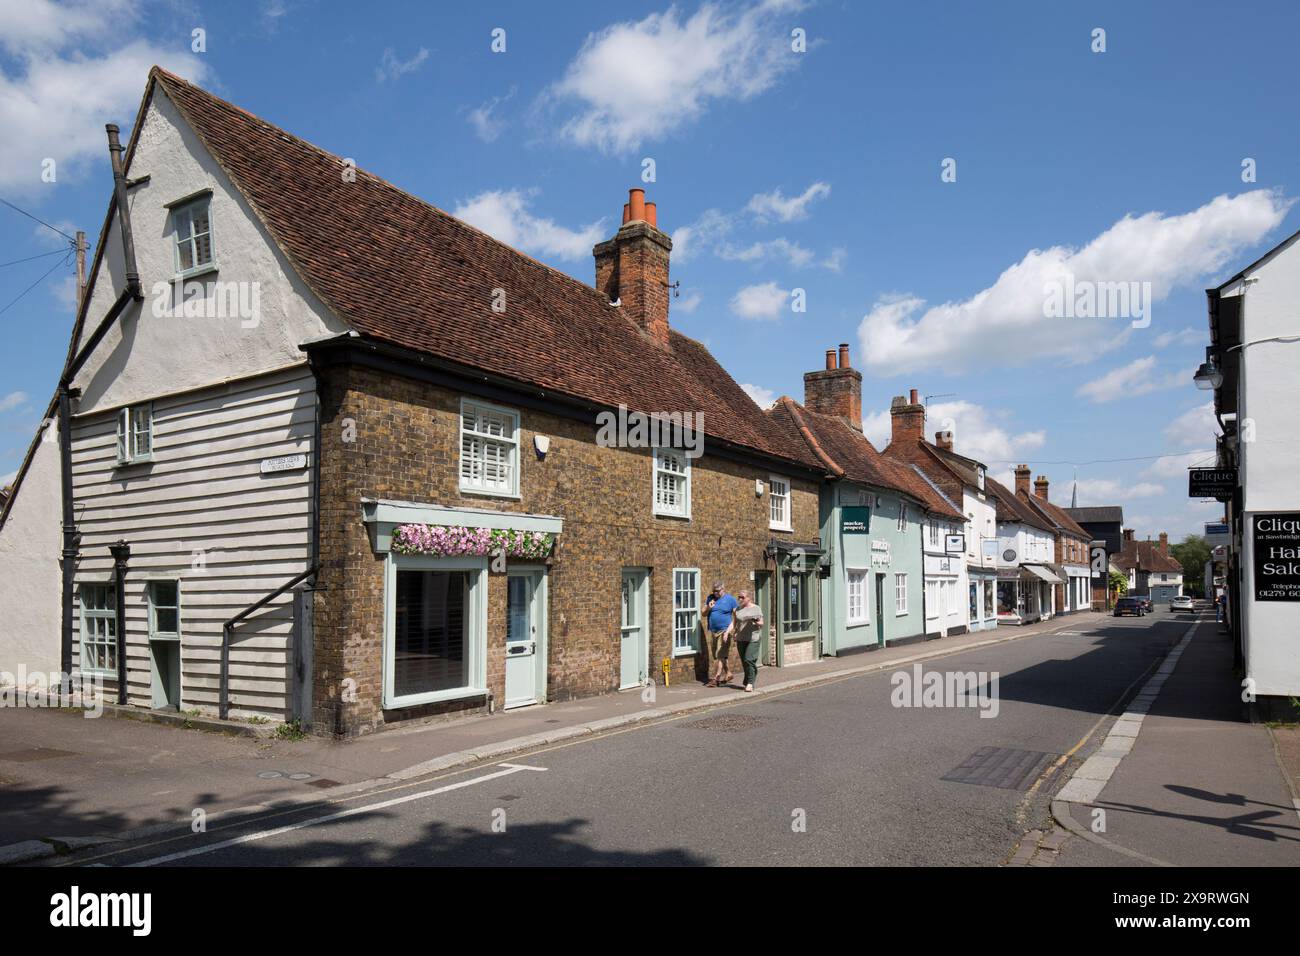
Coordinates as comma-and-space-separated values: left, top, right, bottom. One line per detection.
755, 479, 764, 496
1193, 346, 1223, 391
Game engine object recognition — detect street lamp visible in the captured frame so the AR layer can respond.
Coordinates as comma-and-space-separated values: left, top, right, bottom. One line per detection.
1193, 347, 1222, 391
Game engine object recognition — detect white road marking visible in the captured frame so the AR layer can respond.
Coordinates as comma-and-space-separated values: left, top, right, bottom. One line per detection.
129, 763, 548, 867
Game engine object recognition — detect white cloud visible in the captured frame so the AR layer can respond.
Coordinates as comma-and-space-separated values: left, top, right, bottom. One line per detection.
0, 22, 210, 191
739, 383, 776, 408
729, 282, 789, 321
376, 46, 430, 83
822, 247, 846, 272
1153, 326, 1205, 349
868, 397, 1045, 467
718, 237, 815, 269
546, 0, 806, 154
858, 191, 1293, 374
1075, 355, 1193, 403
0, 391, 28, 413
671, 209, 734, 266
676, 290, 702, 315
1143, 401, 1220, 477
467, 89, 515, 143
451, 189, 605, 262
746, 181, 831, 223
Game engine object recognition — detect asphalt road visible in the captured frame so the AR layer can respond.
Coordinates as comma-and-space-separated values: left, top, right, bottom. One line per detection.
64, 611, 1193, 867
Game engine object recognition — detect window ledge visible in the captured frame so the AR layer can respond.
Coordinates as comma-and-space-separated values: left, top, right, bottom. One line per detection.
672, 648, 697, 659
654, 511, 691, 521
173, 262, 220, 282
114, 454, 154, 470
384, 686, 487, 710
458, 487, 522, 501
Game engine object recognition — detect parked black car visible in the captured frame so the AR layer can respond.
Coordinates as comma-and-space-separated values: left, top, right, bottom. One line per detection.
1133, 595, 1153, 612
1114, 597, 1145, 617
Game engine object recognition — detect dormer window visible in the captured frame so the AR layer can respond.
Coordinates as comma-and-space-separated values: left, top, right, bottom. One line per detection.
169, 193, 215, 277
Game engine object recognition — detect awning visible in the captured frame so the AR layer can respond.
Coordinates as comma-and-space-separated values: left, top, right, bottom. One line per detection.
1022, 564, 1064, 584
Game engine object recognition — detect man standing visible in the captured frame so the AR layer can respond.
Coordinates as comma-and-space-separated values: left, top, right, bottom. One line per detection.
704, 581, 737, 687
732, 590, 764, 693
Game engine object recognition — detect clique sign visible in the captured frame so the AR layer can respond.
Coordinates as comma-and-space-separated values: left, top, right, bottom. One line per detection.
1253, 513, 1300, 602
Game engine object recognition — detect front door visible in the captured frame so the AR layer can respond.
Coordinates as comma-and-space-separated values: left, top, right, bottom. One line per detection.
149, 640, 180, 710
505, 570, 544, 709
620, 569, 649, 688
875, 574, 886, 646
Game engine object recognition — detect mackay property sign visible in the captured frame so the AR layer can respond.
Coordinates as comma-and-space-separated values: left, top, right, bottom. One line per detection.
841, 507, 869, 534
1253, 514, 1300, 602
1188, 468, 1236, 501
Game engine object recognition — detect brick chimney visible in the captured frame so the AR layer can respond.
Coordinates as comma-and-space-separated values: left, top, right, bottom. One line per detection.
1122, 528, 1135, 543
935, 429, 953, 451
804, 343, 862, 430
1014, 464, 1032, 497
889, 388, 926, 447
1034, 475, 1049, 501
1158, 531, 1168, 554
594, 188, 672, 346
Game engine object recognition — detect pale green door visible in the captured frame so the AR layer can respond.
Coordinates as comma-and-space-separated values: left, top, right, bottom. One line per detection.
505, 571, 543, 708
620, 569, 649, 688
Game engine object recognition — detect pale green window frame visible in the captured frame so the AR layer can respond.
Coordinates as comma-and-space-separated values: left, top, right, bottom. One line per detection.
116, 403, 153, 464
79, 584, 117, 675
172, 196, 215, 278
148, 580, 181, 641
671, 567, 700, 656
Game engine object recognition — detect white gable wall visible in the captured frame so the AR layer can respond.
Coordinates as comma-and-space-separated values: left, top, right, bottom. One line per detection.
70, 85, 348, 412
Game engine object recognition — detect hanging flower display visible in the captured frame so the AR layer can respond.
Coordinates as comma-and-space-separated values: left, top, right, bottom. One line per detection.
391, 523, 555, 560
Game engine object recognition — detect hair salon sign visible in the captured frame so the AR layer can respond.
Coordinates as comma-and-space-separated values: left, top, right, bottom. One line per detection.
1253, 514, 1300, 602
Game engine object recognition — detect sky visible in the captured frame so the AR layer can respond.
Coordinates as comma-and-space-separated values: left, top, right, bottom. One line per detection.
2, 0, 1297, 542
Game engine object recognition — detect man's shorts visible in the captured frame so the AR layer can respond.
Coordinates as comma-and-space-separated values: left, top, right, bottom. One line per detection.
708, 629, 732, 661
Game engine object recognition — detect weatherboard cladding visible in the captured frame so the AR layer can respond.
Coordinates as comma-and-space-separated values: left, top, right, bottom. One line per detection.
151, 68, 818, 472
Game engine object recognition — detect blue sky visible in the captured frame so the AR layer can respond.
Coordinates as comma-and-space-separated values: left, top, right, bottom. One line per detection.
3, 0, 1297, 541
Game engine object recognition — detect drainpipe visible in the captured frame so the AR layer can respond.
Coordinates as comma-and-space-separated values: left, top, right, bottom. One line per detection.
105, 124, 142, 300
109, 540, 130, 704
58, 390, 80, 679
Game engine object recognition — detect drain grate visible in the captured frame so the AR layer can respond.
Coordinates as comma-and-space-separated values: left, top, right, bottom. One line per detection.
0, 747, 78, 762
684, 713, 773, 733
306, 778, 341, 789
941, 747, 1059, 791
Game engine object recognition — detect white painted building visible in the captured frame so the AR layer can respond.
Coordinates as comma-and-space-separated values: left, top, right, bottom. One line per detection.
1205, 229, 1300, 705
0, 69, 346, 716
989, 477, 1059, 624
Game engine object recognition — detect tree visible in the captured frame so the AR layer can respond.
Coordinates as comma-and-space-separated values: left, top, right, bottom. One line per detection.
1108, 568, 1127, 596
1170, 534, 1211, 597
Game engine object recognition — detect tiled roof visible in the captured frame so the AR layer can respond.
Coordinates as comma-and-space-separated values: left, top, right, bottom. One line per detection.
1066, 506, 1124, 524
770, 400, 965, 521
985, 477, 1056, 532
1113, 538, 1183, 573
1022, 493, 1091, 539
148, 68, 817, 468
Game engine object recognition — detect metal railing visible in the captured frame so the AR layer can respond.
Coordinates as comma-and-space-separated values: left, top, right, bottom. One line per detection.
220, 565, 318, 720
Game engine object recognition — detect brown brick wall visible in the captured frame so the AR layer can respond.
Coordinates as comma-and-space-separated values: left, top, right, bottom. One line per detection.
313, 364, 819, 736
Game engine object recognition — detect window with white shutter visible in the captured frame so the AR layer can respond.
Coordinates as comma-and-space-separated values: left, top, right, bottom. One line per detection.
654, 448, 691, 518
459, 400, 519, 496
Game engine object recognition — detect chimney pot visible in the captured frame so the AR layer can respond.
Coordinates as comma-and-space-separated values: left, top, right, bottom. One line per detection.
838, 343, 850, 369
825, 349, 837, 370
622, 202, 630, 224
1034, 475, 1050, 500
909, 388, 919, 405
645, 202, 657, 228
628, 188, 646, 223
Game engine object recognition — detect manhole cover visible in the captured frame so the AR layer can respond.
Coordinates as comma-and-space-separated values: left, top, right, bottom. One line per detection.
684, 714, 772, 732
0, 748, 78, 762
941, 747, 1059, 791
256, 770, 284, 779
287, 772, 314, 780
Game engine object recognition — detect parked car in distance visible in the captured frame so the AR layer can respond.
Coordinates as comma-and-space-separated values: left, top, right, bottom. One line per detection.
1131, 595, 1153, 612
1171, 595, 1194, 612
1114, 597, 1145, 617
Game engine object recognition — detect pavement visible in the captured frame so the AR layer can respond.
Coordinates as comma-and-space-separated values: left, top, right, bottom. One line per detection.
1050, 614, 1300, 867
0, 614, 1079, 862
